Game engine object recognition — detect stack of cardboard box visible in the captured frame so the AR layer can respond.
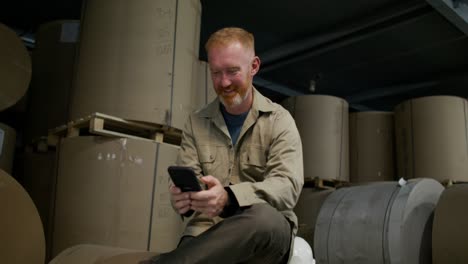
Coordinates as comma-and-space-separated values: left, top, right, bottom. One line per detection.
47, 0, 217, 261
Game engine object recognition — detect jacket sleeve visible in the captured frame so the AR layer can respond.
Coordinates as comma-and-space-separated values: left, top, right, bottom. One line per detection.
228, 110, 304, 212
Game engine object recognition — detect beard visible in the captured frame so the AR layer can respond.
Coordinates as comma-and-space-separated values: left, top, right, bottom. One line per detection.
218, 85, 249, 108
219, 92, 243, 107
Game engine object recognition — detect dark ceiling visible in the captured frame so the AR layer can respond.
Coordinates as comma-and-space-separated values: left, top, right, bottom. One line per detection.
2, 0, 468, 111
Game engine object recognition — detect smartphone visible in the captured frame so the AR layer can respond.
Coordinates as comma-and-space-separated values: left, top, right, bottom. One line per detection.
167, 166, 202, 192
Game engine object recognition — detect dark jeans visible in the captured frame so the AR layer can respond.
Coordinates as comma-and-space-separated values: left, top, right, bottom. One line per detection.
152, 203, 291, 264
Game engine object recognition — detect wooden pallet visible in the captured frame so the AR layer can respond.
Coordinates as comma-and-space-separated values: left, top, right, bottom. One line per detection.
25, 136, 53, 153
47, 112, 182, 146
304, 177, 349, 190
441, 179, 468, 188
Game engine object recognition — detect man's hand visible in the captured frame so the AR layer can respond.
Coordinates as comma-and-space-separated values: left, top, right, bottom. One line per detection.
169, 185, 192, 215
190, 176, 228, 218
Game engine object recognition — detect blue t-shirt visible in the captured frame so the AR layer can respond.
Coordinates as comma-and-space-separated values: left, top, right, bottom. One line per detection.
220, 104, 249, 145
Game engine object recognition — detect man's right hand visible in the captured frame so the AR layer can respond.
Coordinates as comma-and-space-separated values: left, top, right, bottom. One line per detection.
169, 185, 192, 215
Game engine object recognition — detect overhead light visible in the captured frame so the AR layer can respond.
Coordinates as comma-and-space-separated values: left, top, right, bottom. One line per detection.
309, 79, 316, 93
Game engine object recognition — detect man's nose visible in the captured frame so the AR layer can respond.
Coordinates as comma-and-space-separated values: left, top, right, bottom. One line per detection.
220, 74, 231, 87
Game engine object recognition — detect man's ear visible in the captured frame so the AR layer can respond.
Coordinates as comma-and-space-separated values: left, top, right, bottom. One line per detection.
251, 56, 261, 75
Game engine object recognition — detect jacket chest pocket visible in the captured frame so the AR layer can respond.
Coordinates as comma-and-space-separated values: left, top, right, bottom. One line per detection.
240, 145, 267, 181
199, 145, 228, 180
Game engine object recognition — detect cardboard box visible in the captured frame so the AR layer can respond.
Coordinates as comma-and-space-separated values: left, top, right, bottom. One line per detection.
52, 136, 183, 257
148, 140, 184, 253
194, 60, 217, 108
49, 244, 146, 264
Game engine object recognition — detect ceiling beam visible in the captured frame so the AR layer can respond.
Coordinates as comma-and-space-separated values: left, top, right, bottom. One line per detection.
345, 81, 438, 104
426, 0, 468, 35
253, 76, 305, 96
253, 76, 378, 111
349, 104, 376, 111
259, 1, 433, 73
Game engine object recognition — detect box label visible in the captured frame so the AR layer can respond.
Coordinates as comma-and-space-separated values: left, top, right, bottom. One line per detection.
60, 22, 80, 43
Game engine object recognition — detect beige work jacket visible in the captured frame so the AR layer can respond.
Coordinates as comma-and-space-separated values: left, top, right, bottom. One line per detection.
176, 88, 304, 237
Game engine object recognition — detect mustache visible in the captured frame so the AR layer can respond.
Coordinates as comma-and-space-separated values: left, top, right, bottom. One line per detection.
219, 85, 237, 91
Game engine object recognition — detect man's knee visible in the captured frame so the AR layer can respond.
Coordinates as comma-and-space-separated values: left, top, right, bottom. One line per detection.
235, 204, 291, 263
237, 203, 289, 239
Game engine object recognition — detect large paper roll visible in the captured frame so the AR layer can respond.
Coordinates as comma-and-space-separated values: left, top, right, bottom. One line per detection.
294, 188, 333, 250
314, 178, 443, 264
0, 23, 31, 111
25, 20, 79, 143
194, 60, 217, 107
349, 111, 395, 182
0, 169, 45, 264
395, 96, 468, 182
282, 95, 349, 181
22, 149, 57, 260
69, 0, 202, 129
0, 123, 16, 173
432, 184, 468, 264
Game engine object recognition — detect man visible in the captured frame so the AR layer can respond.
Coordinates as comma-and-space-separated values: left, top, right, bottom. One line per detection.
152, 27, 303, 263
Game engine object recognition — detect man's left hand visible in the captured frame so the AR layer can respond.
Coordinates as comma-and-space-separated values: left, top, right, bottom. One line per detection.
190, 175, 228, 218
